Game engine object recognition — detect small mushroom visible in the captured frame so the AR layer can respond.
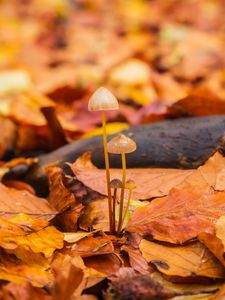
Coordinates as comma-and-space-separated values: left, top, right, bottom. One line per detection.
110, 179, 122, 232
121, 179, 137, 230
108, 134, 137, 234
88, 87, 119, 111
88, 87, 119, 233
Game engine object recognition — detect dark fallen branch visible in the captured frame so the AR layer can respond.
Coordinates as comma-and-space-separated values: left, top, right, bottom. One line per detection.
8, 115, 225, 195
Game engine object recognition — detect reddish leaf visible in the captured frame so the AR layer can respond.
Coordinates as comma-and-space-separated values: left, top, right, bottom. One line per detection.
127, 186, 225, 243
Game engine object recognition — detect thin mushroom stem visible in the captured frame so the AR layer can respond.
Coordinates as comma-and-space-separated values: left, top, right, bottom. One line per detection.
101, 111, 113, 233
117, 151, 126, 234
112, 188, 117, 233
121, 188, 132, 230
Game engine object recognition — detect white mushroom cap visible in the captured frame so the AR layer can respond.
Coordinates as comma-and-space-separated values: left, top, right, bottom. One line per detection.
88, 87, 119, 111
107, 134, 137, 154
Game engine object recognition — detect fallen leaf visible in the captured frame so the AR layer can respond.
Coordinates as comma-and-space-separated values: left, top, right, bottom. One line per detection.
0, 250, 53, 287
0, 183, 56, 220
121, 245, 151, 274
63, 231, 99, 244
0, 118, 17, 159
46, 165, 83, 231
70, 152, 194, 200
84, 254, 122, 276
152, 272, 221, 300
210, 284, 225, 300
198, 233, 225, 267
140, 239, 225, 279
0, 217, 64, 258
52, 253, 106, 296
108, 267, 178, 300
51, 254, 84, 300
171, 93, 225, 117
79, 198, 109, 231
0, 281, 51, 300
185, 152, 225, 191
82, 122, 129, 139
215, 215, 225, 248
127, 186, 225, 243
70, 235, 114, 257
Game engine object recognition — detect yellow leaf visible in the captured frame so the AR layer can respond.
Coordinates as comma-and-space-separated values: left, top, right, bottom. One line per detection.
82, 122, 129, 139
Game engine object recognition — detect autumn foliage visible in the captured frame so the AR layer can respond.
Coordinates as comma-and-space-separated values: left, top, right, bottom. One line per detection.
1, 0, 225, 299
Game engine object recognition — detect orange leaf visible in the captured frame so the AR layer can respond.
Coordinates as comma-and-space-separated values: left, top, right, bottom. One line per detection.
69, 152, 194, 200
0, 183, 56, 220
127, 186, 225, 243
140, 239, 225, 279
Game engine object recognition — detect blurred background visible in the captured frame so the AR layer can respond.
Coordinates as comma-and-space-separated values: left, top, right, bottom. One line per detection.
0, 0, 225, 157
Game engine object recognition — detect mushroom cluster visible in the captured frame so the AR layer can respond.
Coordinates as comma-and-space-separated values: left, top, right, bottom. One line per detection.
88, 87, 137, 234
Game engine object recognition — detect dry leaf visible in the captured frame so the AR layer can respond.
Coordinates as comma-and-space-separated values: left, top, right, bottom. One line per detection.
46, 165, 83, 231
198, 233, 225, 267
215, 216, 225, 248
0, 217, 63, 258
140, 239, 225, 279
121, 245, 151, 274
70, 152, 194, 200
79, 198, 109, 231
127, 186, 225, 243
0, 250, 53, 287
0, 281, 51, 300
0, 183, 56, 220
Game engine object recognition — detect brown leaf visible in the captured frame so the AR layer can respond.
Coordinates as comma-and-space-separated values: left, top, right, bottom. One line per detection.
140, 239, 225, 279
70, 235, 114, 257
127, 186, 225, 243
183, 152, 225, 191
171, 92, 225, 117
0, 118, 17, 159
69, 152, 194, 200
84, 254, 122, 276
210, 284, 225, 300
46, 165, 83, 231
121, 245, 152, 274
79, 198, 109, 231
108, 267, 178, 300
52, 253, 106, 296
215, 215, 225, 247
0, 282, 51, 300
198, 233, 225, 267
152, 272, 221, 300
0, 183, 56, 220
51, 255, 84, 300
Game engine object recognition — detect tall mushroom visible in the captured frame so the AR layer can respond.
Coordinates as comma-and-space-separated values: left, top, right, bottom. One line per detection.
107, 134, 136, 234
88, 87, 119, 233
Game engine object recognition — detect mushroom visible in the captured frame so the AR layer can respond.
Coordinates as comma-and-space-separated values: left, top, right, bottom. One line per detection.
107, 134, 136, 234
121, 179, 137, 230
88, 87, 119, 233
110, 179, 122, 232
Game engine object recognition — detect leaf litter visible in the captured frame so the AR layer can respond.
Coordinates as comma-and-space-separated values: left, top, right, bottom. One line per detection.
1, 0, 225, 299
